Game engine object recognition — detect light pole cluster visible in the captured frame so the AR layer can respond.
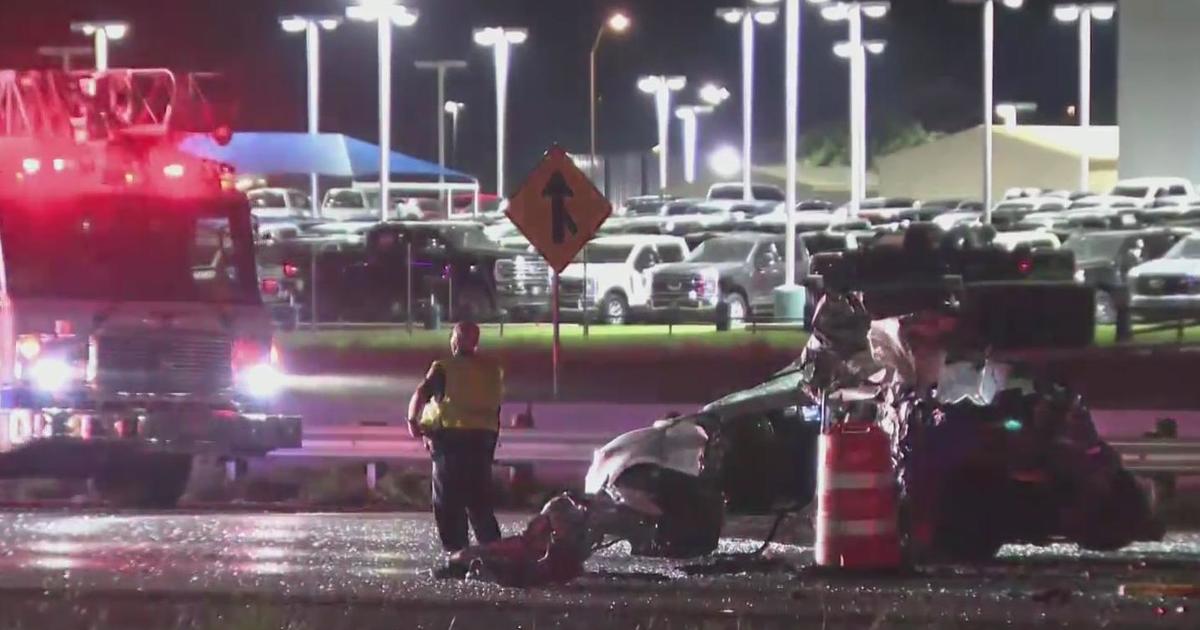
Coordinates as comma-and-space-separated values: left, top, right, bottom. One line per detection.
280, 15, 341, 217
638, 75, 687, 191
416, 60, 468, 204
717, 1, 780, 201
69, 21, 128, 71
1054, 3, 1116, 193
809, 1, 889, 219
474, 27, 528, 198
590, 12, 631, 165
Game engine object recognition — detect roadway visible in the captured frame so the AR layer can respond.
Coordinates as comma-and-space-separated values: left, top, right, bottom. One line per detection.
0, 511, 1196, 628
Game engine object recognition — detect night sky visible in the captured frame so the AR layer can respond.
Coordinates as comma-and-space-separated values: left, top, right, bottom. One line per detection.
0, 0, 1117, 192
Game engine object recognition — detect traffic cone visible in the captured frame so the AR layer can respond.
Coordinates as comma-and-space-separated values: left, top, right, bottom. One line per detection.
814, 420, 903, 570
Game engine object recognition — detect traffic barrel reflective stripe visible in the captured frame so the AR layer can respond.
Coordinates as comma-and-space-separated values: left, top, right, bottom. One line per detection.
815, 421, 903, 570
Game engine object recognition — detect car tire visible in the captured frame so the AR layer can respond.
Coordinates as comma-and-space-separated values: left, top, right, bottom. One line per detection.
723, 292, 748, 323
1095, 290, 1117, 326
599, 292, 629, 326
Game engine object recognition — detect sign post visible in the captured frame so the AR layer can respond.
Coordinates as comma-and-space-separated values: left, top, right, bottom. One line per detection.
506, 145, 613, 399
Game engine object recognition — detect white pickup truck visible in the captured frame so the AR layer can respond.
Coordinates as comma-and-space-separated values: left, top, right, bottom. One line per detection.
557, 235, 690, 325
1109, 177, 1196, 207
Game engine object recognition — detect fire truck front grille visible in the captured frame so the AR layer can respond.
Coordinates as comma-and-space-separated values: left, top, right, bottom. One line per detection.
94, 333, 233, 394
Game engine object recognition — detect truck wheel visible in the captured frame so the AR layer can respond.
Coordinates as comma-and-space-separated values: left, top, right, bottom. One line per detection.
1095, 290, 1116, 326
599, 293, 629, 325
94, 453, 192, 509
723, 292, 748, 323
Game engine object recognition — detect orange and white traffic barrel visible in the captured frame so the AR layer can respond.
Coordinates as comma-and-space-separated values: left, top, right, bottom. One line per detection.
815, 420, 903, 569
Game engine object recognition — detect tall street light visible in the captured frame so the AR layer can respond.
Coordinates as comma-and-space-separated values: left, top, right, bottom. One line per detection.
444, 101, 465, 168
281, 15, 341, 218
70, 21, 129, 71
638, 75, 687, 193
347, 0, 420, 222
717, 1, 781, 201
783, 0, 803, 288
416, 60, 468, 207
810, 1, 889, 219
1054, 2, 1115, 193
37, 46, 93, 71
950, 0, 1024, 223
590, 12, 631, 168
676, 105, 715, 184
474, 27, 528, 199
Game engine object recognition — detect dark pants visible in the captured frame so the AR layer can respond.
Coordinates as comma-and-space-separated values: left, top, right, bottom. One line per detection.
430, 429, 502, 552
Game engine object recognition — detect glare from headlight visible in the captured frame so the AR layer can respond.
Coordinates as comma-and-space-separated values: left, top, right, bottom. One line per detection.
1074, 269, 1086, 283
30, 358, 73, 393
240, 364, 284, 399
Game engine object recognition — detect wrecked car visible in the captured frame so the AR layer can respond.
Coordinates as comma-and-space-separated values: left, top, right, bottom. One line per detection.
441, 225, 1162, 586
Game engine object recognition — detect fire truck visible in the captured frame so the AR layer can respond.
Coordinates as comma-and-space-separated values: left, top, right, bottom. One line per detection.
0, 69, 300, 507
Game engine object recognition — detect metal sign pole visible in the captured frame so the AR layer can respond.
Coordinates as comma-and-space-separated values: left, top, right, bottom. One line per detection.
582, 246, 590, 336
406, 241, 413, 336
552, 270, 561, 400
309, 243, 320, 331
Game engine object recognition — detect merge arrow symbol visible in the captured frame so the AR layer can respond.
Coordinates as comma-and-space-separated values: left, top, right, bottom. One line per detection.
542, 170, 578, 244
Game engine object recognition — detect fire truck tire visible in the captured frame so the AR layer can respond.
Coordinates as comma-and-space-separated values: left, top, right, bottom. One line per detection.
95, 453, 192, 509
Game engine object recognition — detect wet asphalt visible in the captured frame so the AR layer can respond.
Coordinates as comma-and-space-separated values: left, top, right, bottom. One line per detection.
0, 510, 1198, 629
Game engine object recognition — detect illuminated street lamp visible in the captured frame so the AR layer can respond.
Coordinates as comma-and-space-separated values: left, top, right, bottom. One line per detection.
950, 0, 1024, 223
717, 1, 781, 201
1054, 3, 1116, 193
699, 83, 732, 107
444, 101, 465, 167
809, 1, 890, 219
37, 46, 93, 71
346, 1, 419, 221
474, 27, 527, 198
995, 101, 1037, 129
70, 21, 129, 71
590, 12, 631, 167
416, 60, 468, 205
675, 105, 715, 184
638, 75, 687, 192
281, 15, 341, 218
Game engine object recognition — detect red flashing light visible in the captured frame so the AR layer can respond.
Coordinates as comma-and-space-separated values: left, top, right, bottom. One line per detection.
1016, 258, 1034, 275
282, 263, 299, 278
213, 125, 234, 147
261, 278, 280, 295
232, 338, 268, 373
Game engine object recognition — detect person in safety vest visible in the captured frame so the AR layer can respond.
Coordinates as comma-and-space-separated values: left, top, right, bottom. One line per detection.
407, 322, 504, 553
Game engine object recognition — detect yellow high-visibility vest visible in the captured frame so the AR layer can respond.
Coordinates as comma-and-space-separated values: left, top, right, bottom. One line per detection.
420, 354, 503, 432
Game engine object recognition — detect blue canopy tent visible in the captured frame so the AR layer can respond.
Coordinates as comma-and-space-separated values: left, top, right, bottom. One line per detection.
178, 131, 471, 180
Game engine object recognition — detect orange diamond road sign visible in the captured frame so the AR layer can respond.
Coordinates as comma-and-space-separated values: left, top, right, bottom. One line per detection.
506, 145, 612, 274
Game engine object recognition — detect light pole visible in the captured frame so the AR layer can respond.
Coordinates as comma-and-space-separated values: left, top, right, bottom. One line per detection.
69, 21, 129, 71
37, 46, 93, 71
1054, 2, 1115, 193
347, 1, 420, 222
995, 101, 1037, 129
444, 101, 465, 168
783, 0, 803, 287
950, 0, 1024, 223
638, 75, 687, 193
416, 60, 468, 207
717, 1, 781, 201
810, 1, 889, 219
474, 27, 528, 199
281, 15, 341, 218
676, 105, 715, 184
590, 12, 631, 173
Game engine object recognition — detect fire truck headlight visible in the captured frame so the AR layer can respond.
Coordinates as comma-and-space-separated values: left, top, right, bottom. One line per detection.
30, 358, 73, 393
240, 363, 284, 399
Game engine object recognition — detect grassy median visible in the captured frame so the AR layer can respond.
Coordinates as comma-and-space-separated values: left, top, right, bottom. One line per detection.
281, 323, 811, 353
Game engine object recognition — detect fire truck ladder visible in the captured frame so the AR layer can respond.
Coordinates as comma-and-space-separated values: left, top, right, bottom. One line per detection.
0, 69, 230, 141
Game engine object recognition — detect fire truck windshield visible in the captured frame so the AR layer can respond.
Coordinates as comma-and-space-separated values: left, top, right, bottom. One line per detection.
0, 195, 259, 304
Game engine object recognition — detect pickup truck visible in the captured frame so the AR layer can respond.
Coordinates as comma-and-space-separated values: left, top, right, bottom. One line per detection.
247, 187, 312, 220
1110, 177, 1196, 207
647, 233, 809, 322
321, 188, 424, 222
1066, 228, 1188, 324
339, 221, 551, 323
556, 235, 689, 325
